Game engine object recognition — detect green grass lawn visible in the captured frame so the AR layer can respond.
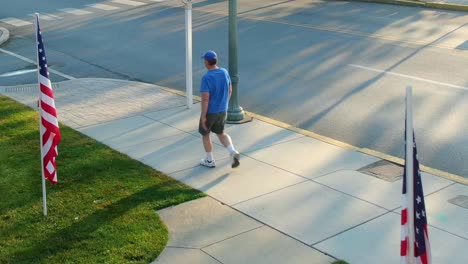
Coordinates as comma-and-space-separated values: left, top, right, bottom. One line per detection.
0, 95, 204, 263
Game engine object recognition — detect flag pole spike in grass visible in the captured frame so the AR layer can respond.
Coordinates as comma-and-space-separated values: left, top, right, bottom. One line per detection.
0, 95, 204, 263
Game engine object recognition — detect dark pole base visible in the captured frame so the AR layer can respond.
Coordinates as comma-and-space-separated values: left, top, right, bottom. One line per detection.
227, 106, 247, 123
227, 112, 252, 124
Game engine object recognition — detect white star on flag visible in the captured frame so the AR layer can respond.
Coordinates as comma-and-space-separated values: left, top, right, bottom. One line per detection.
416, 196, 422, 204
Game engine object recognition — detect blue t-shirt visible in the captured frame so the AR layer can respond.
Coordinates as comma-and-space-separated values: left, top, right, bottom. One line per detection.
200, 68, 231, 114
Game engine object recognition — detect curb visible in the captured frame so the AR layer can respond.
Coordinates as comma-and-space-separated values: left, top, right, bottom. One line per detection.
426, 2, 468, 11
129, 80, 468, 185
0, 27, 10, 46
245, 111, 468, 185
70, 79, 468, 185
2, 78, 467, 185
349, 0, 468, 11
353, 0, 426, 7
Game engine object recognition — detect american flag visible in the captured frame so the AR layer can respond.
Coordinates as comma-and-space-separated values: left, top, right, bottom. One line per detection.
400, 115, 431, 263
36, 14, 61, 185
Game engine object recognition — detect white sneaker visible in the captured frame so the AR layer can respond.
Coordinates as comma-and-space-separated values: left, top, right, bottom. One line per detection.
231, 152, 240, 168
200, 158, 216, 168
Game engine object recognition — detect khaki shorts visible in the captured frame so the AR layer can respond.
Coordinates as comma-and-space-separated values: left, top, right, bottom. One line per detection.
199, 112, 227, 136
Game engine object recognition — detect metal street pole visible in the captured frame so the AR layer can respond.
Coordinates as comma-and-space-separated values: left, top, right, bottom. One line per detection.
227, 0, 245, 121
183, 0, 193, 108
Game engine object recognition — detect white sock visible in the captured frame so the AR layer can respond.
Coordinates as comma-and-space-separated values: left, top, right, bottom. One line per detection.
222, 134, 237, 154
227, 144, 237, 155
206, 152, 214, 161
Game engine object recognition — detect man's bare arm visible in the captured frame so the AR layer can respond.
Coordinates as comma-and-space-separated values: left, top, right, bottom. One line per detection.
201, 92, 209, 117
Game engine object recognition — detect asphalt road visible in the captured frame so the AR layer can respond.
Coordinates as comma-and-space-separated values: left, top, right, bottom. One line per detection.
1, 0, 468, 178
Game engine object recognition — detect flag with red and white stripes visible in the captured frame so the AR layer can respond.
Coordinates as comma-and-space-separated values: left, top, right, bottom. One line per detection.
401, 89, 431, 264
36, 15, 61, 185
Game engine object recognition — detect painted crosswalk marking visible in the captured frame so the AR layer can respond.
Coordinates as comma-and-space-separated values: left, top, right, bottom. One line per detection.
42, 14, 62, 21
59, 8, 92, 16
86, 3, 120, 11
29, 13, 63, 21
0, 18, 32, 27
111, 0, 147, 7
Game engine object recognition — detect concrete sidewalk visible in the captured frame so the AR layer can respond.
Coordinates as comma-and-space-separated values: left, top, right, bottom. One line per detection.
1, 79, 467, 263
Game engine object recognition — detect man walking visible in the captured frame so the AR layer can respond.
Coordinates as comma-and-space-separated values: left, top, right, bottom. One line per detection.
199, 50, 240, 168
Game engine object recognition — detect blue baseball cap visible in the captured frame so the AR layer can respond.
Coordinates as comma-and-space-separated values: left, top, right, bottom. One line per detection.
202, 50, 217, 61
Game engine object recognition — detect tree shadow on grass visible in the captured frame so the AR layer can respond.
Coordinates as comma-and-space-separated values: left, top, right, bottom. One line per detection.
6, 181, 202, 263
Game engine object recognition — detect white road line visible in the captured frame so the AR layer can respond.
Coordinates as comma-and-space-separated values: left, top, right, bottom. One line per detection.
147, 0, 168, 2
111, 0, 147, 6
349, 64, 468, 91
29, 14, 63, 21
30, 14, 53, 21
0, 18, 33, 27
45, 14, 63, 19
86, 3, 120, 11
0, 69, 37, 77
0, 48, 76, 80
59, 8, 92, 16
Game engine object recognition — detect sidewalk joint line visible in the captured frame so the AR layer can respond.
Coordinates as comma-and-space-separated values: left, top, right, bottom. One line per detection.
231, 179, 310, 207
389, 211, 468, 241
239, 135, 307, 155
424, 182, 457, 198
229, 207, 341, 260
200, 248, 225, 264
238, 152, 395, 211
307, 168, 360, 181
200, 195, 342, 261
166, 166, 198, 176
312, 211, 393, 246
428, 223, 468, 241
309, 177, 394, 211
200, 225, 265, 249
166, 163, 203, 175
240, 152, 311, 180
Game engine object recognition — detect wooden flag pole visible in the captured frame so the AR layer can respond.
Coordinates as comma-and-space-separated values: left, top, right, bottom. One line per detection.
35, 13, 47, 217
406, 86, 414, 262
